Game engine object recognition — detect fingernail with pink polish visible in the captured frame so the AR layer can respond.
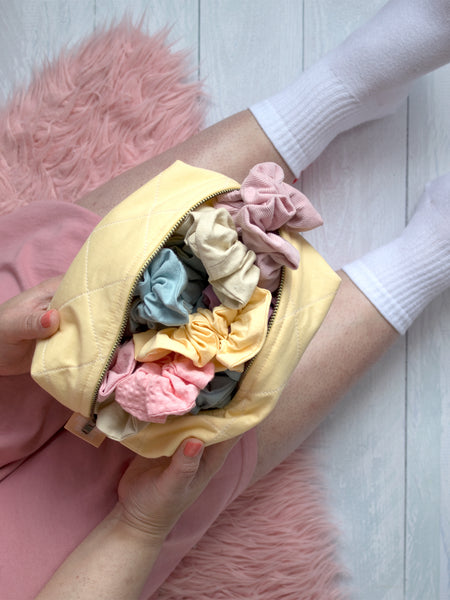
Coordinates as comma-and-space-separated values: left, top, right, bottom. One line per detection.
40, 310, 54, 328
183, 440, 204, 458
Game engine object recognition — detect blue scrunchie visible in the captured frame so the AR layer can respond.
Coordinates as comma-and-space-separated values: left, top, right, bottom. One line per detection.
129, 244, 209, 331
130, 248, 193, 331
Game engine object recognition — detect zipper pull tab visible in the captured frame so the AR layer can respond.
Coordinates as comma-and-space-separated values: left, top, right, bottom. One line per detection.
64, 413, 106, 448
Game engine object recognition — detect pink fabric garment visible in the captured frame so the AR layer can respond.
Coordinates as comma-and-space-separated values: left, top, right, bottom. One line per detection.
115, 354, 215, 422
216, 162, 323, 290
0, 201, 101, 480
0, 201, 258, 599
98, 339, 137, 401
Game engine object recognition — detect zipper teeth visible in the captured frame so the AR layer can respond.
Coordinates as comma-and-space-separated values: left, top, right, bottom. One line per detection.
242, 265, 285, 376
89, 186, 240, 417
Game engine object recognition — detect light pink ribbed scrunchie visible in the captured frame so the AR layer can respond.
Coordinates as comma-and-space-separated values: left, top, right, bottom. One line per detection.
216, 162, 323, 291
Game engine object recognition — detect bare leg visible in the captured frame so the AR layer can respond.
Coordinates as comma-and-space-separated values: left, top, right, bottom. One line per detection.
77, 110, 293, 218
250, 272, 398, 484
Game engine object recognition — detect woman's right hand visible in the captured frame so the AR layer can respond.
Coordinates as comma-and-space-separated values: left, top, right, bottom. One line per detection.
0, 277, 62, 376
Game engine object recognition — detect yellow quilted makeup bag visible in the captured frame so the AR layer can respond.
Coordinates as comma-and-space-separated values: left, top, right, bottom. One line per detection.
31, 161, 340, 457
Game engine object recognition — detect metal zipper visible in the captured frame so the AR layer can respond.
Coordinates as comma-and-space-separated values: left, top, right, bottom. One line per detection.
85, 186, 240, 425
241, 264, 285, 378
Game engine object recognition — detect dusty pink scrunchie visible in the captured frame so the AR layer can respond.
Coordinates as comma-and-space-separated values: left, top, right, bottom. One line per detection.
98, 339, 136, 402
216, 162, 323, 291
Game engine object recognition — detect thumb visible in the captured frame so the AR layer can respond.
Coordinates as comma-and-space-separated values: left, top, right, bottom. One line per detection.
19, 309, 60, 341
159, 439, 205, 493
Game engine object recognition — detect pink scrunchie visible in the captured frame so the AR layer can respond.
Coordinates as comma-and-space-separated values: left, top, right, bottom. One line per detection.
98, 339, 136, 402
115, 355, 215, 423
216, 162, 323, 291
98, 340, 215, 423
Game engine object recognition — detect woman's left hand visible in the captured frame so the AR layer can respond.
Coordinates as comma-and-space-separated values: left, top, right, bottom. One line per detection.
0, 277, 62, 376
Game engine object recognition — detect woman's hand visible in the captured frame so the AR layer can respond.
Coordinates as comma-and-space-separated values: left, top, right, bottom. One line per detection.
37, 436, 241, 599
116, 436, 241, 542
0, 277, 62, 376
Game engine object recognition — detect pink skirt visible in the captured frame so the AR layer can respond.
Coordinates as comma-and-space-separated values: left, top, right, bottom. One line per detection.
0, 201, 257, 599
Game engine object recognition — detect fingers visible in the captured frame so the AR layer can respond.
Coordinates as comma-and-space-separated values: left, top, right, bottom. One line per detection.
37, 275, 63, 300
33, 309, 60, 339
161, 436, 242, 498
0, 278, 62, 343
116, 437, 244, 539
9, 308, 60, 342
159, 439, 205, 494
23, 277, 62, 339
198, 436, 242, 479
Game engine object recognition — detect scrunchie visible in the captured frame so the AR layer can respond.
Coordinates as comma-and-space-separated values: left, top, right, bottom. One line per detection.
129, 247, 197, 331
165, 235, 209, 311
179, 205, 260, 309
133, 286, 271, 371
216, 162, 323, 290
98, 340, 215, 422
98, 339, 136, 402
191, 369, 242, 414
115, 355, 215, 423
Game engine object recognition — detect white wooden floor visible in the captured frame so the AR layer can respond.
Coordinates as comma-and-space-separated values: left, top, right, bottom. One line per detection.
1, 2, 449, 599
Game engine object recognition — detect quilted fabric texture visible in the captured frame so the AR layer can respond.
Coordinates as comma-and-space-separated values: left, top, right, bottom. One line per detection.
109, 231, 341, 456
31, 161, 341, 457
31, 162, 239, 417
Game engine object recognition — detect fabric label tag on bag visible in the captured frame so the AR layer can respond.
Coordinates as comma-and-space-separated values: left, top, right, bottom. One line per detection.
64, 413, 106, 448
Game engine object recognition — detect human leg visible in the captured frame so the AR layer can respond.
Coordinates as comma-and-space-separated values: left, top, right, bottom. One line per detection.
343, 174, 450, 334
251, 272, 398, 483
250, 0, 450, 178
77, 110, 289, 218
77, 0, 450, 218
252, 173, 450, 483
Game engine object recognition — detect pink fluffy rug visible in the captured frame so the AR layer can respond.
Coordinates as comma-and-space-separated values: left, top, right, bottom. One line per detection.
0, 20, 348, 599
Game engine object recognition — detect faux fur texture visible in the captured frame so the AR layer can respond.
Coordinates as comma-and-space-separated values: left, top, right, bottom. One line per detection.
152, 448, 348, 600
0, 20, 205, 214
0, 19, 348, 599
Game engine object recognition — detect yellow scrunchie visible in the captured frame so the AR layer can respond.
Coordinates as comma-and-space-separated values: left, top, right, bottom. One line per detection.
134, 286, 271, 371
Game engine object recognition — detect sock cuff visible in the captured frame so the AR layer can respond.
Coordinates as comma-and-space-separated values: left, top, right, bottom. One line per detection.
249, 99, 305, 177
343, 257, 412, 335
249, 62, 361, 177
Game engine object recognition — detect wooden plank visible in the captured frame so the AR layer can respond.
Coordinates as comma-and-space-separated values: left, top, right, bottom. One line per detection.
0, 0, 95, 103
199, 0, 303, 126
0, 1, 200, 104
302, 2, 407, 598
406, 65, 450, 599
94, 0, 199, 56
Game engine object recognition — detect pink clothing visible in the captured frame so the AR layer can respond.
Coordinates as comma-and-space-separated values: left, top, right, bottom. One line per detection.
115, 353, 215, 422
217, 162, 323, 290
0, 201, 257, 599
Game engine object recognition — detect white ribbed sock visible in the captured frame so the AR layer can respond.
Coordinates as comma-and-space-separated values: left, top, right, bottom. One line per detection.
343, 174, 450, 334
250, 0, 450, 177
